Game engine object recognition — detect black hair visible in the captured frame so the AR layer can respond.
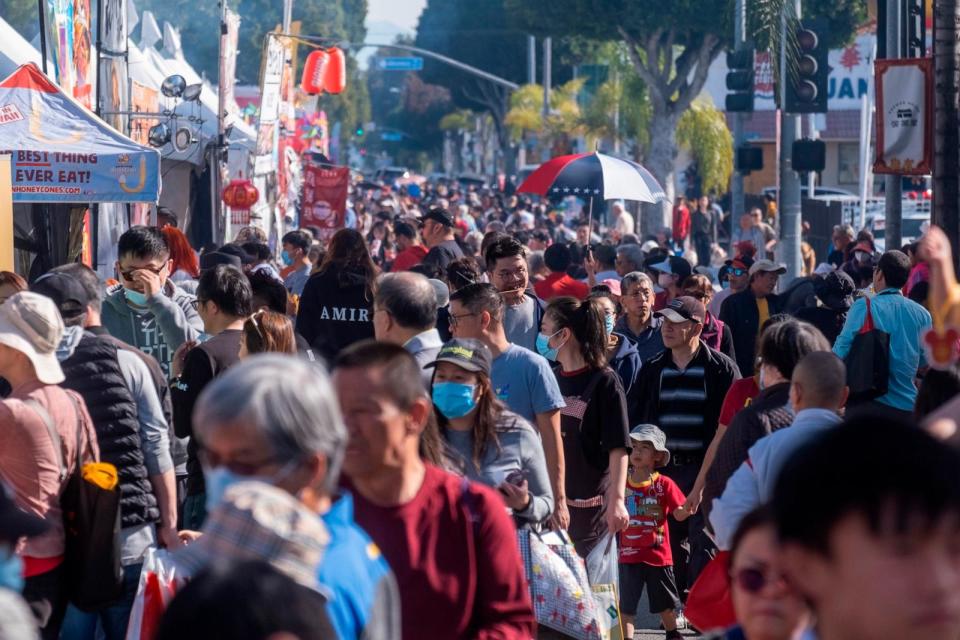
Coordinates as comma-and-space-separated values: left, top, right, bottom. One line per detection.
282, 230, 312, 252
450, 282, 504, 323
594, 244, 617, 268
241, 242, 272, 262
877, 250, 911, 289
196, 265, 253, 318
409, 262, 443, 280
118, 225, 169, 261
480, 231, 510, 258
247, 270, 288, 314
484, 236, 525, 272
395, 221, 417, 240
915, 364, 960, 421
908, 280, 929, 307
156, 206, 178, 227
543, 243, 572, 272
773, 415, 960, 555
155, 560, 335, 640
758, 319, 831, 380
446, 257, 482, 291
545, 296, 609, 370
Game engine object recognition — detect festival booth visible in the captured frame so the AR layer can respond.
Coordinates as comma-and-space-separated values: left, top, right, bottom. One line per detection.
0, 63, 160, 279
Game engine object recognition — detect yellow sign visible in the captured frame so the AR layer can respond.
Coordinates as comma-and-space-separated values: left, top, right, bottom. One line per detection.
0, 154, 12, 272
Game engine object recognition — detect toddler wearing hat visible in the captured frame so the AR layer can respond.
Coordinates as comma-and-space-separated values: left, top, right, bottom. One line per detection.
619, 424, 690, 640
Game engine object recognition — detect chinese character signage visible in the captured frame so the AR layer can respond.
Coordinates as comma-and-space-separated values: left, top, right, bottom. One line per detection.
874, 58, 933, 176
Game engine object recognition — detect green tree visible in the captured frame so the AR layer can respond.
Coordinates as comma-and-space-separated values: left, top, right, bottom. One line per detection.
0, 0, 39, 39
505, 79, 585, 155
506, 0, 866, 229
676, 98, 733, 196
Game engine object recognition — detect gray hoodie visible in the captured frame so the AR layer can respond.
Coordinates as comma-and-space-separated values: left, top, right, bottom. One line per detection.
102, 281, 203, 377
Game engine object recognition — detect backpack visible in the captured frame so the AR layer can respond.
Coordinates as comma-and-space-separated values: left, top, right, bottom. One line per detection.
26, 394, 123, 611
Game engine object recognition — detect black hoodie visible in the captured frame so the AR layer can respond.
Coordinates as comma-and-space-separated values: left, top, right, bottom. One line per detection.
296, 265, 375, 363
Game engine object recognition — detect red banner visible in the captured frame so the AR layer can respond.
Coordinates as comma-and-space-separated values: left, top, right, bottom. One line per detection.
301, 165, 349, 242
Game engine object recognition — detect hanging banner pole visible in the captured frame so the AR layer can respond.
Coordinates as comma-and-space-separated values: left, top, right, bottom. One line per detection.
0, 154, 13, 272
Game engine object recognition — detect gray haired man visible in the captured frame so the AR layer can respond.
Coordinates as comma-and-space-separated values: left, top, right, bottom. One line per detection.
192, 354, 399, 640
372, 272, 443, 388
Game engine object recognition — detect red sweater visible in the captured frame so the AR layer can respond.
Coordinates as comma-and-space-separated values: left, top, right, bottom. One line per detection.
390, 245, 428, 272
350, 464, 535, 640
534, 271, 590, 301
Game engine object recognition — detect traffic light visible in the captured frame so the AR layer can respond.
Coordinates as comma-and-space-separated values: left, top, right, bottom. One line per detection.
725, 48, 754, 113
784, 20, 829, 113
736, 146, 763, 174
792, 138, 826, 173
355, 126, 364, 136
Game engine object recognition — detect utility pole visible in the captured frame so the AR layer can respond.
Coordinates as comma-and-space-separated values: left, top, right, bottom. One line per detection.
731, 0, 747, 246
779, 0, 803, 281
933, 0, 960, 261
542, 36, 552, 118
807, 114, 818, 196
215, 0, 228, 241
884, 0, 903, 250
527, 35, 536, 85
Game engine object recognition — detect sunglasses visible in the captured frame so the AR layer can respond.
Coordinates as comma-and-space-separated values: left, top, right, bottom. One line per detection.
730, 268, 747, 277
733, 567, 787, 594
119, 264, 165, 281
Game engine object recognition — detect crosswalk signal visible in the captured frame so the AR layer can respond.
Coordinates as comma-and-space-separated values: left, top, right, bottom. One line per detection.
785, 20, 829, 113
725, 48, 755, 113
355, 126, 364, 137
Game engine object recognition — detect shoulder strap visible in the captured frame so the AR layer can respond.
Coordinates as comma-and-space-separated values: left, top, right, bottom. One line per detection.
860, 297, 875, 333
23, 399, 67, 484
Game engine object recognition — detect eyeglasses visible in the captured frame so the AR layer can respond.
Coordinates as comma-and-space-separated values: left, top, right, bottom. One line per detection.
118, 264, 165, 282
684, 291, 710, 301
190, 298, 207, 311
623, 289, 653, 299
733, 567, 787, 594
199, 448, 279, 477
448, 312, 477, 327
495, 267, 527, 280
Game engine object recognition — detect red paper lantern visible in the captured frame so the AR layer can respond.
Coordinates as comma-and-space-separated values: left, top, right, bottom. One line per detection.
301, 50, 329, 95
324, 47, 346, 94
222, 173, 259, 225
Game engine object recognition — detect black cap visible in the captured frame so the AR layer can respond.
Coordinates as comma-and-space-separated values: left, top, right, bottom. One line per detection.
423, 207, 454, 227
0, 483, 47, 542
200, 251, 242, 271
655, 295, 706, 324
425, 338, 492, 376
30, 272, 90, 319
218, 243, 255, 265
815, 269, 856, 312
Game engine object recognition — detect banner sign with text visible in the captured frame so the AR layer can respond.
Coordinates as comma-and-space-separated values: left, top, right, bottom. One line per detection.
301, 164, 349, 242
874, 57, 933, 175
0, 63, 160, 203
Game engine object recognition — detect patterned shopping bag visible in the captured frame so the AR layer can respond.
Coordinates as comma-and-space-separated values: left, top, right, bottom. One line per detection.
517, 529, 604, 640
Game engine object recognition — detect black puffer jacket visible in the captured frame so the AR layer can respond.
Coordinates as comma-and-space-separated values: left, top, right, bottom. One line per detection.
60, 333, 159, 528
296, 266, 375, 363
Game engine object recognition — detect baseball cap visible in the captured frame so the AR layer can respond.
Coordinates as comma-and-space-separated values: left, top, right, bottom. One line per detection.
724, 255, 754, 271
600, 278, 622, 296
640, 240, 660, 254
423, 207, 454, 227
174, 481, 330, 590
655, 295, 705, 324
425, 338, 492, 377
0, 483, 47, 541
31, 272, 90, 320
748, 259, 787, 277
218, 243, 255, 265
629, 424, 671, 467
200, 251, 243, 271
0, 292, 65, 384
651, 256, 693, 281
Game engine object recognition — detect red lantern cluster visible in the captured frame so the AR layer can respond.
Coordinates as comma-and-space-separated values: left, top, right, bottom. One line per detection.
222, 173, 259, 226
300, 47, 346, 95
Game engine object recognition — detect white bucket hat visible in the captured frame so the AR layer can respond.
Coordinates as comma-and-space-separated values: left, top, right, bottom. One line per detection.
0, 292, 65, 384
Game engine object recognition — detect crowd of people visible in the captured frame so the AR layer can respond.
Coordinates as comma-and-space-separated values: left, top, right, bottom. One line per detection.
0, 177, 958, 640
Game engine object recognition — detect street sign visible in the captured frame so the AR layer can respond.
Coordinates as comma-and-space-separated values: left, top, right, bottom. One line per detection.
380, 131, 403, 142
378, 57, 424, 71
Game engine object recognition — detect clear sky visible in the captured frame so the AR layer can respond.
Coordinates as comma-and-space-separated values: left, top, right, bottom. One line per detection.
365, 0, 427, 39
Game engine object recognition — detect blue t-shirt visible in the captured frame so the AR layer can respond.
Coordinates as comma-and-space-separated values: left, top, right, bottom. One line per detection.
491, 343, 565, 422
318, 493, 398, 639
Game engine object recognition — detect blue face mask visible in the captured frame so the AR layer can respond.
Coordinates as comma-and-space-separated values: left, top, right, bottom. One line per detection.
604, 314, 615, 336
0, 547, 23, 592
536, 330, 563, 361
123, 287, 149, 307
281, 250, 294, 266
203, 461, 299, 513
721, 280, 731, 290
432, 382, 477, 419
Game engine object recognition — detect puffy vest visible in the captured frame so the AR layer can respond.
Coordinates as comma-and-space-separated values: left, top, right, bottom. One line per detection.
60, 333, 159, 528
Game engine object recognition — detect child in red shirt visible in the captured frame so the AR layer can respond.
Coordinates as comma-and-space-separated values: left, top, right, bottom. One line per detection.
620, 424, 690, 640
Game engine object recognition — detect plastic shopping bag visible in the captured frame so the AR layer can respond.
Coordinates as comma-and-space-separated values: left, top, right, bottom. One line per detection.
585, 533, 623, 640
125, 547, 180, 640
